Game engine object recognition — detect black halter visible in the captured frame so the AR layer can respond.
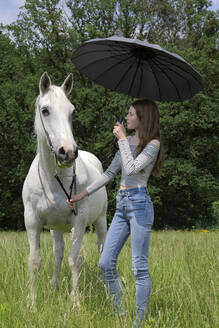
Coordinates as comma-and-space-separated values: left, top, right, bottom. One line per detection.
38, 104, 78, 215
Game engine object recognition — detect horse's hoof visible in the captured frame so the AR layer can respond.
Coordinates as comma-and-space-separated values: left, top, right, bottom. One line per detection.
27, 295, 37, 312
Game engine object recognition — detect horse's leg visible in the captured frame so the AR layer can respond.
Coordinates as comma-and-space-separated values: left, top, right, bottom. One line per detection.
94, 209, 107, 254
68, 221, 86, 304
25, 217, 42, 308
50, 230, 64, 289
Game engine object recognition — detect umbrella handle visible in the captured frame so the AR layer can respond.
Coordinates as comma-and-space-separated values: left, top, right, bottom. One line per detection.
113, 117, 123, 148
113, 96, 129, 149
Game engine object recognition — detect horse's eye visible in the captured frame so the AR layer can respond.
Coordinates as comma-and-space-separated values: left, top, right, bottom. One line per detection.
41, 106, 50, 116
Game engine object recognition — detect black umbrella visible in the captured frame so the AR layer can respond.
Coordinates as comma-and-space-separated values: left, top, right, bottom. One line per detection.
72, 35, 203, 103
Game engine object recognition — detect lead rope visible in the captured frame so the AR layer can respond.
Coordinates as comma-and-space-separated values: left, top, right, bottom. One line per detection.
54, 160, 78, 216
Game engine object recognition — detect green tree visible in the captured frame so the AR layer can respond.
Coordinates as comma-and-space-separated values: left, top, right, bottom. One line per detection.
0, 0, 218, 230
0, 31, 37, 229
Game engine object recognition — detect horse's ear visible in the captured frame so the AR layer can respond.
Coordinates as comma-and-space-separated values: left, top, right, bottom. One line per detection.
39, 72, 51, 95
61, 73, 73, 96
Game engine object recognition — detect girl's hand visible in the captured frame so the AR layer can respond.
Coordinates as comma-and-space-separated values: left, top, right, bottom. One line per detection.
113, 122, 126, 140
66, 190, 88, 209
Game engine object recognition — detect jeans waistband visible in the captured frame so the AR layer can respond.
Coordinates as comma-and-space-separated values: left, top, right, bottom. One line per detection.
118, 187, 148, 195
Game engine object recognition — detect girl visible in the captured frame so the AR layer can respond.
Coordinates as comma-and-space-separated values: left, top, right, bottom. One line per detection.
67, 99, 162, 327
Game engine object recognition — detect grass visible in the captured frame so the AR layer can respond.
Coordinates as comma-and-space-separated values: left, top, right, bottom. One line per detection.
0, 230, 218, 328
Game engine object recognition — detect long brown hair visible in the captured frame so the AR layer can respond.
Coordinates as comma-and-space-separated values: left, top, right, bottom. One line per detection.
132, 99, 162, 177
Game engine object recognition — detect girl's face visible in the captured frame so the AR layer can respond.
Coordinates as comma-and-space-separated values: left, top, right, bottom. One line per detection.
125, 106, 140, 130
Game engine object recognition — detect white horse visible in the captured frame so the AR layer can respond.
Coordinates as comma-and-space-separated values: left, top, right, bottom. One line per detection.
22, 72, 107, 306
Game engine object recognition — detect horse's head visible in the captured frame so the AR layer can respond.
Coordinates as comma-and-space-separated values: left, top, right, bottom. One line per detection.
35, 72, 78, 167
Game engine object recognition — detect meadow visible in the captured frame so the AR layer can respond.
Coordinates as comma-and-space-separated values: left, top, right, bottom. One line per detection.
0, 230, 218, 328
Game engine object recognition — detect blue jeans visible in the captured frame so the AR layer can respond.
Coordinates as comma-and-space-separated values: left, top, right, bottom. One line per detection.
99, 187, 154, 326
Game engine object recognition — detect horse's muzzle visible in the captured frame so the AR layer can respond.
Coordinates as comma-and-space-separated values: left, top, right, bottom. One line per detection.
57, 146, 78, 167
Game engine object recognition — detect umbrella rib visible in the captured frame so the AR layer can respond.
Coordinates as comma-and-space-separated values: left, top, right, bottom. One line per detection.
137, 62, 144, 98
73, 47, 131, 70
73, 50, 126, 63
90, 53, 136, 87
149, 57, 185, 100
168, 58, 202, 86
145, 60, 162, 100
154, 58, 191, 98
80, 55, 135, 82
73, 44, 128, 57
114, 57, 141, 94
155, 56, 202, 90
74, 45, 142, 95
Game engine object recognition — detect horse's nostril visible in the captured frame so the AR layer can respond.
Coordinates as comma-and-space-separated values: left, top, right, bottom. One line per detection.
58, 147, 66, 155
58, 147, 75, 163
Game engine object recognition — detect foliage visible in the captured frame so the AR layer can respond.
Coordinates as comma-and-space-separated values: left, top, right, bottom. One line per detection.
212, 200, 219, 227
0, 0, 218, 230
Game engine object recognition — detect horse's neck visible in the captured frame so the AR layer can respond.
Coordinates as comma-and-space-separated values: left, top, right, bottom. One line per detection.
37, 140, 57, 179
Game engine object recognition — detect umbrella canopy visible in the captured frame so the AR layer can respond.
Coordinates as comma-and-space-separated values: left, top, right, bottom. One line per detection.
72, 35, 203, 102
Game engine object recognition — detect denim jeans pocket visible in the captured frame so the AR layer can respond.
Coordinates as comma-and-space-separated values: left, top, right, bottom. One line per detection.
129, 195, 154, 226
